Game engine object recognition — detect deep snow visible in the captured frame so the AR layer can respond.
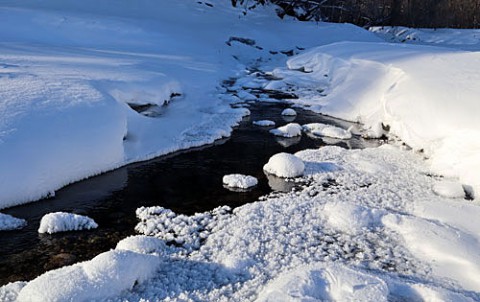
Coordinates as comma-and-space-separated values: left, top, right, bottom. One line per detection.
1, 0, 480, 301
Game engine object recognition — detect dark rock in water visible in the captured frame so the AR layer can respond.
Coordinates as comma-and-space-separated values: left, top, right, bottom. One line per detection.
44, 253, 77, 270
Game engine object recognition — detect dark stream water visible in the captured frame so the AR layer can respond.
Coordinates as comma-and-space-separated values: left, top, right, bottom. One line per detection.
0, 102, 380, 285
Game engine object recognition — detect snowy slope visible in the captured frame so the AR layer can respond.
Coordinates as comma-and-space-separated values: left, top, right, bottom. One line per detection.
0, 0, 380, 208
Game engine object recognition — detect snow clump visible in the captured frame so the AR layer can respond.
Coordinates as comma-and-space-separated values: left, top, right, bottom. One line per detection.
433, 181, 465, 199
303, 123, 352, 139
270, 123, 302, 137
223, 174, 258, 189
281, 108, 297, 116
38, 212, 98, 234
0, 213, 27, 231
253, 120, 275, 127
263, 152, 305, 178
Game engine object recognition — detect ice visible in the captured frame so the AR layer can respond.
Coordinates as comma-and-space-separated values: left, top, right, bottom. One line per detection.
252, 120, 275, 127
263, 152, 305, 178
0, 213, 26, 231
16, 250, 160, 302
38, 212, 98, 234
223, 174, 258, 190
303, 123, 352, 139
269, 123, 302, 138
433, 180, 465, 199
281, 108, 297, 116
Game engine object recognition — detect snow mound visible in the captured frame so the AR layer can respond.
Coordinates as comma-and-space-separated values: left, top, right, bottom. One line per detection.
253, 120, 275, 127
433, 181, 465, 199
323, 201, 384, 234
38, 212, 98, 234
116, 235, 169, 256
263, 152, 304, 178
223, 174, 258, 189
0, 213, 26, 231
16, 250, 160, 302
303, 123, 352, 139
281, 108, 297, 116
256, 263, 388, 302
270, 123, 302, 138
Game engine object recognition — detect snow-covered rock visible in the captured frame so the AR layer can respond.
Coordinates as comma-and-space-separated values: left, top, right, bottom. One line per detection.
0, 213, 26, 231
38, 212, 98, 234
270, 123, 302, 138
281, 108, 297, 116
433, 181, 465, 199
16, 250, 160, 302
252, 120, 275, 127
223, 174, 258, 190
263, 152, 305, 178
116, 235, 169, 256
303, 123, 352, 139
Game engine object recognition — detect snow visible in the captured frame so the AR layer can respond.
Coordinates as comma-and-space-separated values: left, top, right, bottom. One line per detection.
268, 39, 480, 199
2, 0, 480, 300
281, 108, 297, 116
38, 212, 98, 234
269, 123, 302, 138
370, 26, 480, 50
1, 0, 378, 209
252, 120, 275, 127
263, 152, 305, 178
256, 263, 389, 302
0, 213, 26, 231
433, 180, 466, 199
115, 145, 479, 301
15, 249, 160, 302
223, 174, 258, 190
303, 123, 352, 139
116, 235, 169, 256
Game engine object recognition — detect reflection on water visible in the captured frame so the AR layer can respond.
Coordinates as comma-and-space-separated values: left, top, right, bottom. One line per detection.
0, 102, 380, 285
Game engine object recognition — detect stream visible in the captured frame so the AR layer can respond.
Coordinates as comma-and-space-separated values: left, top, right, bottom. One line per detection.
0, 102, 381, 285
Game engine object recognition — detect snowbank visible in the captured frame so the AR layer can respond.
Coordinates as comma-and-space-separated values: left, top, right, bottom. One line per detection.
370, 26, 480, 50
38, 212, 98, 234
263, 152, 304, 178
269, 41, 480, 198
303, 123, 352, 139
0, 213, 27, 231
269, 123, 302, 138
223, 174, 258, 190
16, 249, 160, 302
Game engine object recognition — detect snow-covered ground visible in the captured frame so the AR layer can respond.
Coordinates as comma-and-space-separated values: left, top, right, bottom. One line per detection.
1, 0, 480, 301
0, 0, 377, 209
